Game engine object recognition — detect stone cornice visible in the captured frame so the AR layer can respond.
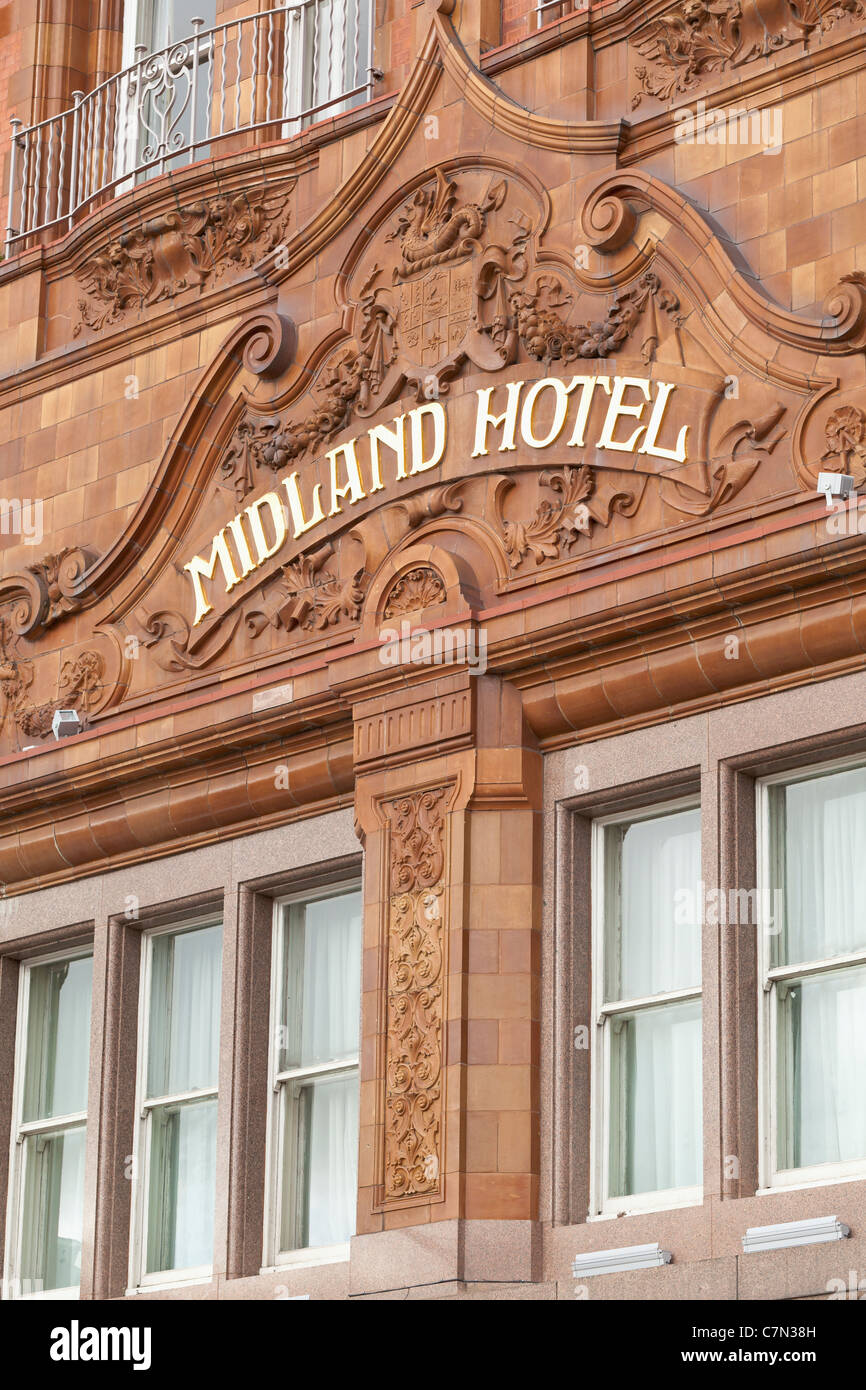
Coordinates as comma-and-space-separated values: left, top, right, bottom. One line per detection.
4, 498, 866, 893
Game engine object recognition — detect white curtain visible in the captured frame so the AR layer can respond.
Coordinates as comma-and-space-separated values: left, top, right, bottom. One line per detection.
280, 891, 361, 1248
148, 924, 222, 1097
787, 965, 866, 1167
21, 1125, 86, 1292
24, 956, 92, 1121
617, 809, 701, 1000
145, 1, 213, 49
302, 1074, 359, 1247
170, 1099, 218, 1270
285, 0, 368, 125
292, 892, 362, 1066
621, 999, 702, 1195
783, 767, 866, 964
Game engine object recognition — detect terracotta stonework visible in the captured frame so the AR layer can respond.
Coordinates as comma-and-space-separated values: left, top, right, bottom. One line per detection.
0, 0, 865, 1302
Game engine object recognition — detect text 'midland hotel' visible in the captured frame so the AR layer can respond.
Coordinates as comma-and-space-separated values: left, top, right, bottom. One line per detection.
0, 0, 865, 1302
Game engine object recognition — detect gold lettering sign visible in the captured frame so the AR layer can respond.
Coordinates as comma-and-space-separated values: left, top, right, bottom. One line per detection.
184, 375, 689, 625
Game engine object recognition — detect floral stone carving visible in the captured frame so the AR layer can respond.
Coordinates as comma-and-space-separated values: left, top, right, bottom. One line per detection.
632, 0, 866, 107
510, 271, 683, 367
383, 787, 448, 1202
246, 543, 368, 635
496, 466, 596, 568
15, 650, 104, 741
74, 185, 292, 334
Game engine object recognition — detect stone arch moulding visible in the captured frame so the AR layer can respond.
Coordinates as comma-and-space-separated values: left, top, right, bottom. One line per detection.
360, 542, 483, 642
0, 310, 297, 641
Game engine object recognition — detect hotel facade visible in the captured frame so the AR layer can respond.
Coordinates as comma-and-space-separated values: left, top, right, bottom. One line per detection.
1, 0, 866, 1302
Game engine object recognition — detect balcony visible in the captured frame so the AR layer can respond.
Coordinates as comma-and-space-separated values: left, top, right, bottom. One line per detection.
4, 0, 375, 255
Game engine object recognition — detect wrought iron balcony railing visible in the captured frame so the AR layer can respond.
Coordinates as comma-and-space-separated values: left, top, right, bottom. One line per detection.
5, 0, 375, 255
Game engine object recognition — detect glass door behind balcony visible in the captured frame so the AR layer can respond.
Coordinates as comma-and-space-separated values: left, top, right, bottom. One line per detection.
282, 0, 372, 133
118, 0, 217, 184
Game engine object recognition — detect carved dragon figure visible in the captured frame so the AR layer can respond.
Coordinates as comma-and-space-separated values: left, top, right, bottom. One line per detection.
387, 169, 507, 279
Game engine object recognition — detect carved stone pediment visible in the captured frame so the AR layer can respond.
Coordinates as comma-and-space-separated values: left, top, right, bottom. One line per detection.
5, 52, 866, 760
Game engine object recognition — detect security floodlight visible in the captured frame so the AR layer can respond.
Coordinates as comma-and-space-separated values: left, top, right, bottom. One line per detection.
52, 709, 81, 739
816, 471, 855, 508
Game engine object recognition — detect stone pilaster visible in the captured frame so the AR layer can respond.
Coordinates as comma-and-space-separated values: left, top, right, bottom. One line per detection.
353, 670, 542, 1265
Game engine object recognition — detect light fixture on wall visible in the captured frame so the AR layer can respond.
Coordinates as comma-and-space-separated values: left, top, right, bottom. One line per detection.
572, 1242, 673, 1279
51, 709, 82, 739
742, 1215, 850, 1253
816, 471, 855, 508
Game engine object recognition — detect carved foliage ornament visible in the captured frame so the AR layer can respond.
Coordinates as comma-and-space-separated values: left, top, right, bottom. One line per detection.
632, 0, 866, 106
822, 404, 866, 482
0, 618, 104, 743
383, 787, 448, 1203
74, 184, 293, 334
16, 650, 104, 741
497, 466, 595, 568
245, 540, 368, 636
495, 402, 787, 569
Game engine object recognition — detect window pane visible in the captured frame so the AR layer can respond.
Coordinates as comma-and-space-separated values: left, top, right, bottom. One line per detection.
778, 964, 866, 1169
22, 956, 92, 1122
279, 891, 362, 1071
147, 924, 222, 1098
281, 1071, 359, 1251
773, 767, 866, 965
144, 0, 216, 48
145, 1097, 217, 1274
609, 998, 702, 1198
605, 809, 701, 1001
19, 1125, 86, 1293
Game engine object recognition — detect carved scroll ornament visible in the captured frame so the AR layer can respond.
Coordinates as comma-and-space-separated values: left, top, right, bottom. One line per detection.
0, 546, 96, 640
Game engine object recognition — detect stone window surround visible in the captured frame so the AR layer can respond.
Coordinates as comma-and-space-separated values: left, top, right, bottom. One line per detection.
543, 667, 866, 1245
0, 809, 362, 1301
